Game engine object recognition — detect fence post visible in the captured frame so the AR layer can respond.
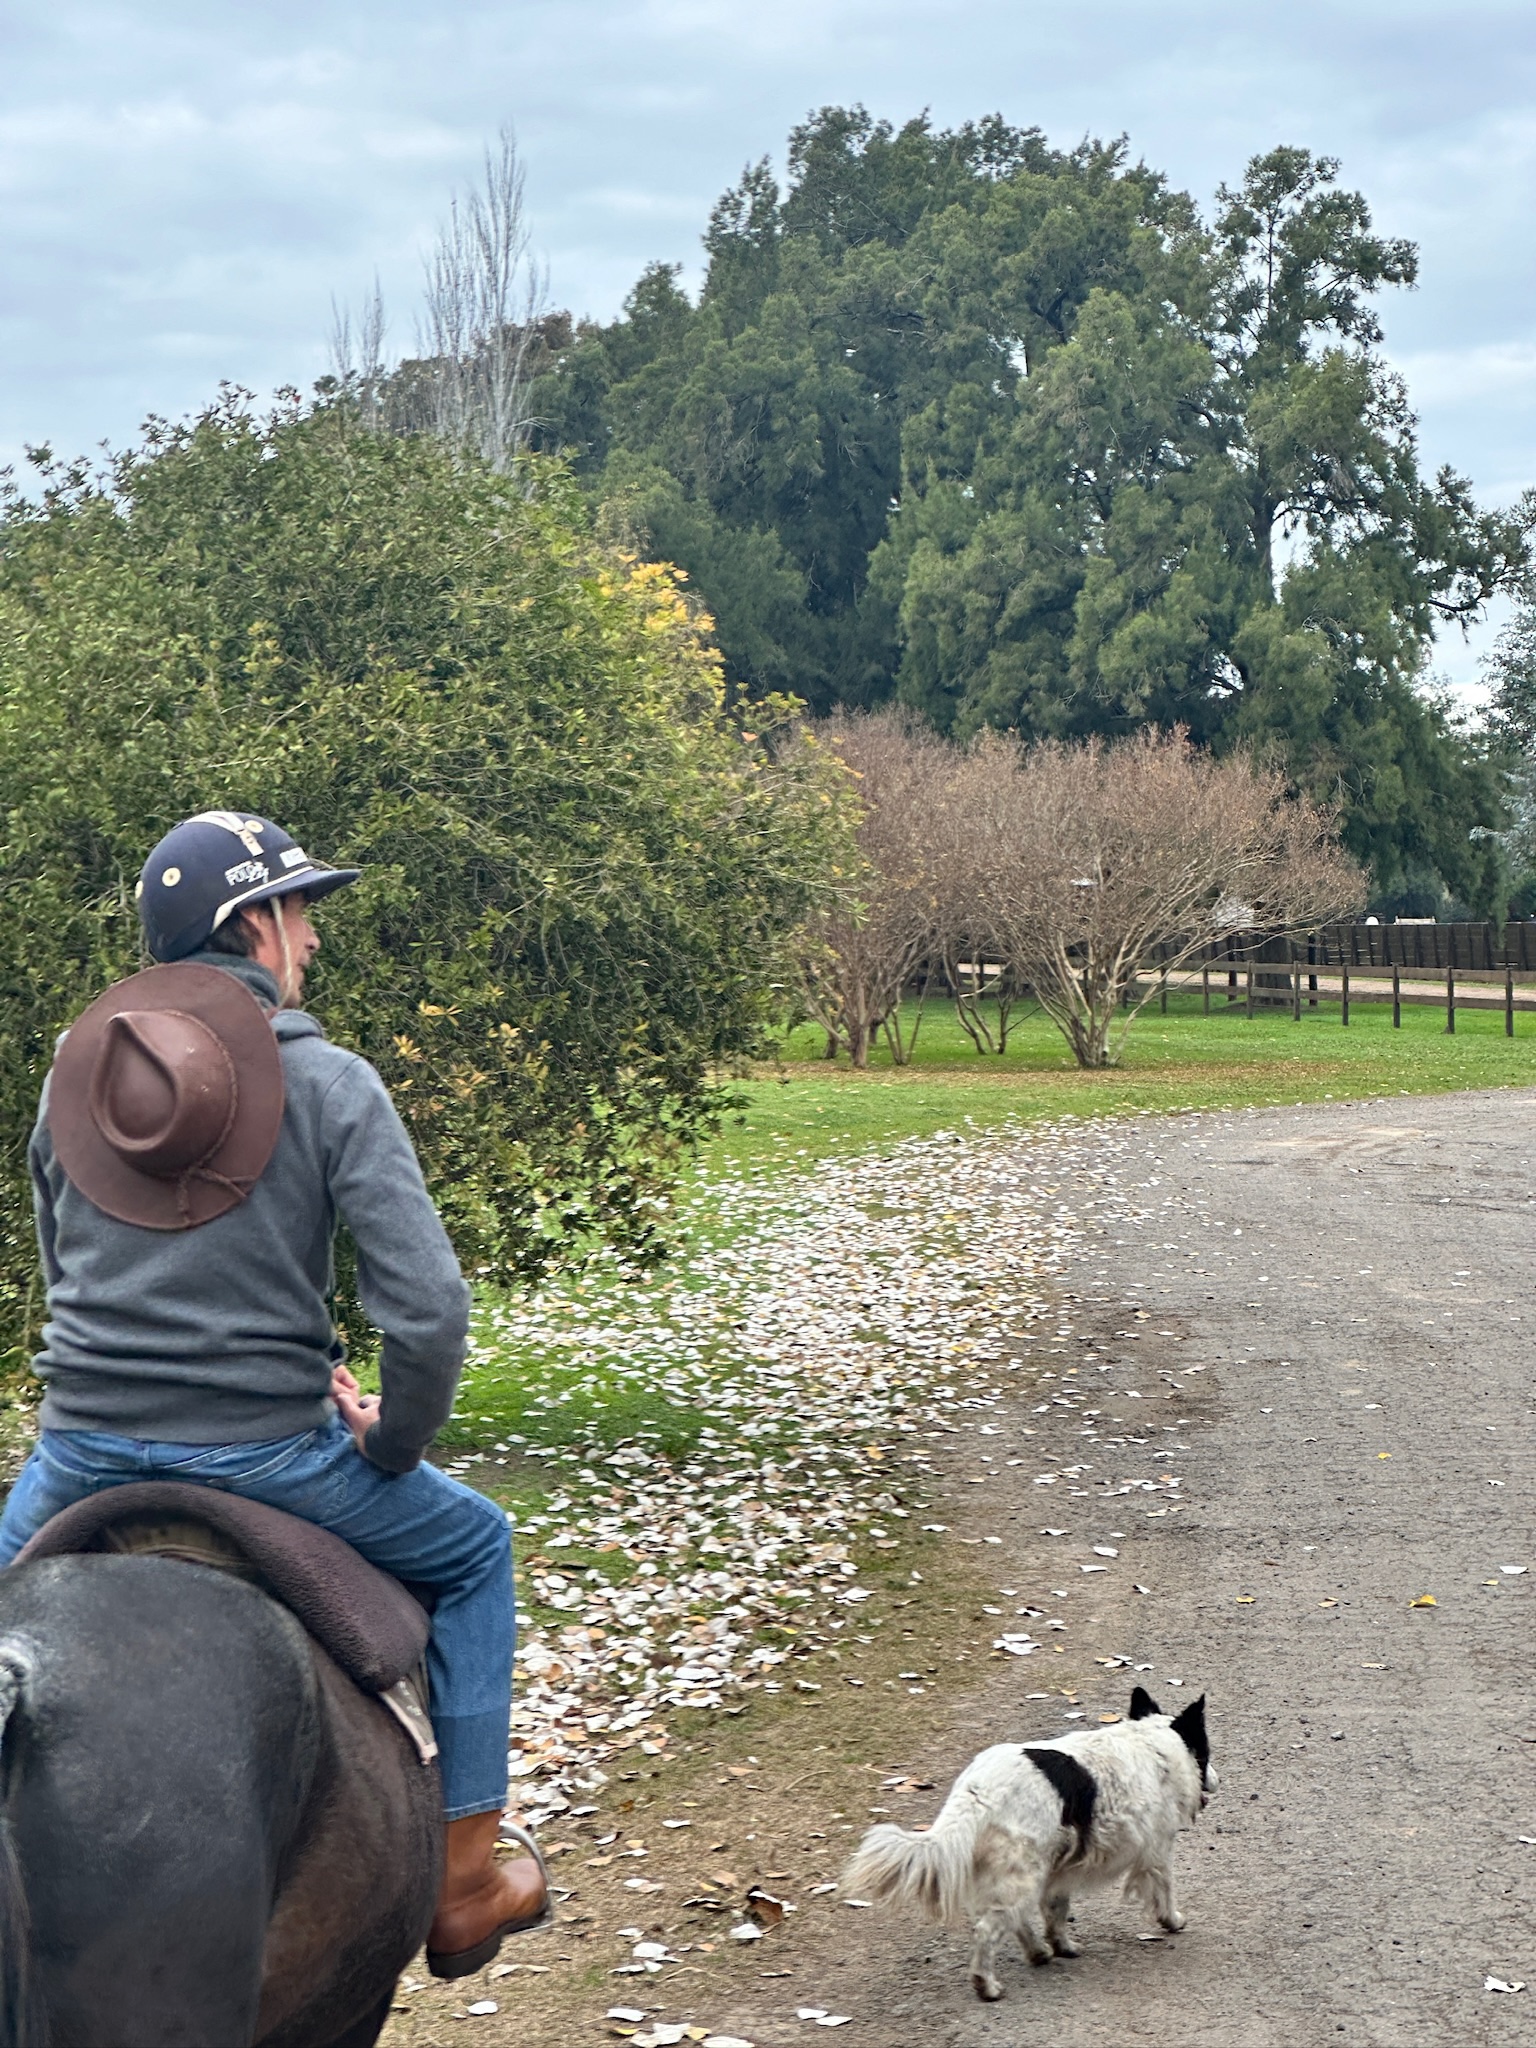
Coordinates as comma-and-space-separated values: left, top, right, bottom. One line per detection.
1160, 968, 1168, 1015
1202, 965, 1210, 1015
1341, 966, 1349, 1027
1446, 964, 1455, 1035
1508, 964, 1516, 1038
1392, 965, 1401, 1030
1245, 965, 1254, 1018
1292, 965, 1301, 1021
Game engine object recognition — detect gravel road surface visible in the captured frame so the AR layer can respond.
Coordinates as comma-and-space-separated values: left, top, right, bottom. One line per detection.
722, 1090, 1536, 2047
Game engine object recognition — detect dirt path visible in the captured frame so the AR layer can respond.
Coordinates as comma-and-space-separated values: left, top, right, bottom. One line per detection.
702, 1090, 1536, 2047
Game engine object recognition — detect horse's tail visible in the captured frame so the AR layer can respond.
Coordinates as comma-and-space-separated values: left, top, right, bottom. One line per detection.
0, 1645, 42, 2048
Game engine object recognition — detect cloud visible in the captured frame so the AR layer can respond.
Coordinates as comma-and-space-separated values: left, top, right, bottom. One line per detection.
1390, 341, 1536, 410
4, 0, 1536, 560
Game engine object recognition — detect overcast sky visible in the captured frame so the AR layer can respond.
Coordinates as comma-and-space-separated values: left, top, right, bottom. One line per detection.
4, 0, 1534, 692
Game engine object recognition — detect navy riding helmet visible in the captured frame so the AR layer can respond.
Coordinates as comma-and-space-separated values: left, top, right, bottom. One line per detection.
136, 811, 361, 963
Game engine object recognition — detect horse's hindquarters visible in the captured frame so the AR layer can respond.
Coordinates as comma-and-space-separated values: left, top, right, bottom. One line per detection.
0, 1555, 320, 2048
0, 1552, 442, 2048
254, 1644, 442, 2048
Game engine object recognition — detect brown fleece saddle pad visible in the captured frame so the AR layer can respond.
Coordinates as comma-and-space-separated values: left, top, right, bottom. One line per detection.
15, 1481, 431, 1696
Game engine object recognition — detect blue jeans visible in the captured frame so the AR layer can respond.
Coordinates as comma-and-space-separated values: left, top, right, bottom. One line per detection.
0, 1420, 514, 1820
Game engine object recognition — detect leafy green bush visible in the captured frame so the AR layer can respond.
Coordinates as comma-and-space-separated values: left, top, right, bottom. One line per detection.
0, 393, 851, 1377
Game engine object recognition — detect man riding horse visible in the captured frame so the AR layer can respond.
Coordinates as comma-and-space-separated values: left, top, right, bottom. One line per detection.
0, 810, 550, 1980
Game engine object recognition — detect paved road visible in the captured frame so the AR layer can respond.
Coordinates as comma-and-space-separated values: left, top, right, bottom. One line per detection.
744, 1091, 1536, 2046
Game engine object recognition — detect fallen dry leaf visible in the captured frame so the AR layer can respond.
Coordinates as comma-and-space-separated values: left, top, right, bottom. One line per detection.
472, 1121, 1161, 1821
745, 1886, 787, 1927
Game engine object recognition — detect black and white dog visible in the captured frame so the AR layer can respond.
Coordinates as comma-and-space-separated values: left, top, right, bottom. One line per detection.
844, 1687, 1215, 2001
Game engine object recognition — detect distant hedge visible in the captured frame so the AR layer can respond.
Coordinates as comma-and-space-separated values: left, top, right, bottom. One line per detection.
0, 394, 851, 1377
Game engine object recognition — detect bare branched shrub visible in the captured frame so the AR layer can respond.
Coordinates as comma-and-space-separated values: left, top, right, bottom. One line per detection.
798, 711, 951, 1066
987, 729, 1364, 1068
929, 731, 1024, 1052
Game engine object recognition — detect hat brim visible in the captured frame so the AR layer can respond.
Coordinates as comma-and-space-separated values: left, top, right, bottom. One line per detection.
50, 965, 285, 1232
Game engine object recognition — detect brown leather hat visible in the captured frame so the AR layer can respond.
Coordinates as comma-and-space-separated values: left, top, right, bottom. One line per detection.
49, 964, 285, 1231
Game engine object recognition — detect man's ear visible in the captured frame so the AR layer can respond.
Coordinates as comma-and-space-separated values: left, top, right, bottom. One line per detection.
1129, 1685, 1162, 1720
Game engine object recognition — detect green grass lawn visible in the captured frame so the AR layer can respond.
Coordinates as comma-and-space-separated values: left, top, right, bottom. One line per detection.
701, 985, 1536, 1175
451, 980, 1536, 1471
446, 978, 1536, 1633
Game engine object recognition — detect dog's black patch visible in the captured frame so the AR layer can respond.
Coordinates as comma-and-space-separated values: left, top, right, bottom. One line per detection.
1171, 1694, 1210, 1779
1128, 1685, 1162, 1720
1024, 1747, 1097, 1860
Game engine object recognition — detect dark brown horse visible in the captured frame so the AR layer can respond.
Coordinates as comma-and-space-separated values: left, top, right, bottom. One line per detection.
0, 1496, 442, 2048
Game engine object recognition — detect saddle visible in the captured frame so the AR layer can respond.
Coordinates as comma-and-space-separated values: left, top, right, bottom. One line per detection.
15, 1483, 437, 1763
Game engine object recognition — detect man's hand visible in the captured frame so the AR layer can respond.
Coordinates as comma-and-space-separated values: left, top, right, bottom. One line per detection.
330, 1363, 381, 1455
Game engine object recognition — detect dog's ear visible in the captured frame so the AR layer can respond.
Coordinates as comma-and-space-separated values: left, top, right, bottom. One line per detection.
1128, 1685, 1162, 1720
1171, 1694, 1210, 1774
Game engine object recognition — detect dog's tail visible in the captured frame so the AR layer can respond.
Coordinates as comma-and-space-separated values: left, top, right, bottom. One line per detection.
843, 1811, 980, 1927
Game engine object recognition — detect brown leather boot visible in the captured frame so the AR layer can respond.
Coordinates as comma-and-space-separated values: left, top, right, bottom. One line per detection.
426, 1813, 553, 1979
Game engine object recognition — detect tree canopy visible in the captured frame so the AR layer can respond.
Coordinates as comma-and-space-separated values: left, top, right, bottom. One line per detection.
526, 108, 1525, 912
0, 395, 850, 1370
1482, 526, 1536, 914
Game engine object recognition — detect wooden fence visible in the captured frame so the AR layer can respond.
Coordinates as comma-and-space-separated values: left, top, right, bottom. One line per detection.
1142, 924, 1536, 1034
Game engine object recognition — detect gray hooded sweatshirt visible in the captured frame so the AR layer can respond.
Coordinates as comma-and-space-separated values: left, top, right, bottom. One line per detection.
28, 952, 470, 1474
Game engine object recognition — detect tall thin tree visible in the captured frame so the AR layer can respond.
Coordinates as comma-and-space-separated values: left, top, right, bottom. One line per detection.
328, 127, 548, 475
418, 127, 548, 471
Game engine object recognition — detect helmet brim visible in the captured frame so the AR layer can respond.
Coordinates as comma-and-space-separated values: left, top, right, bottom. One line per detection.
209, 863, 361, 932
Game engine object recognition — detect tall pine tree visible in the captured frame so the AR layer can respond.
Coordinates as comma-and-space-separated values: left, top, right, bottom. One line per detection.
524, 111, 1526, 910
